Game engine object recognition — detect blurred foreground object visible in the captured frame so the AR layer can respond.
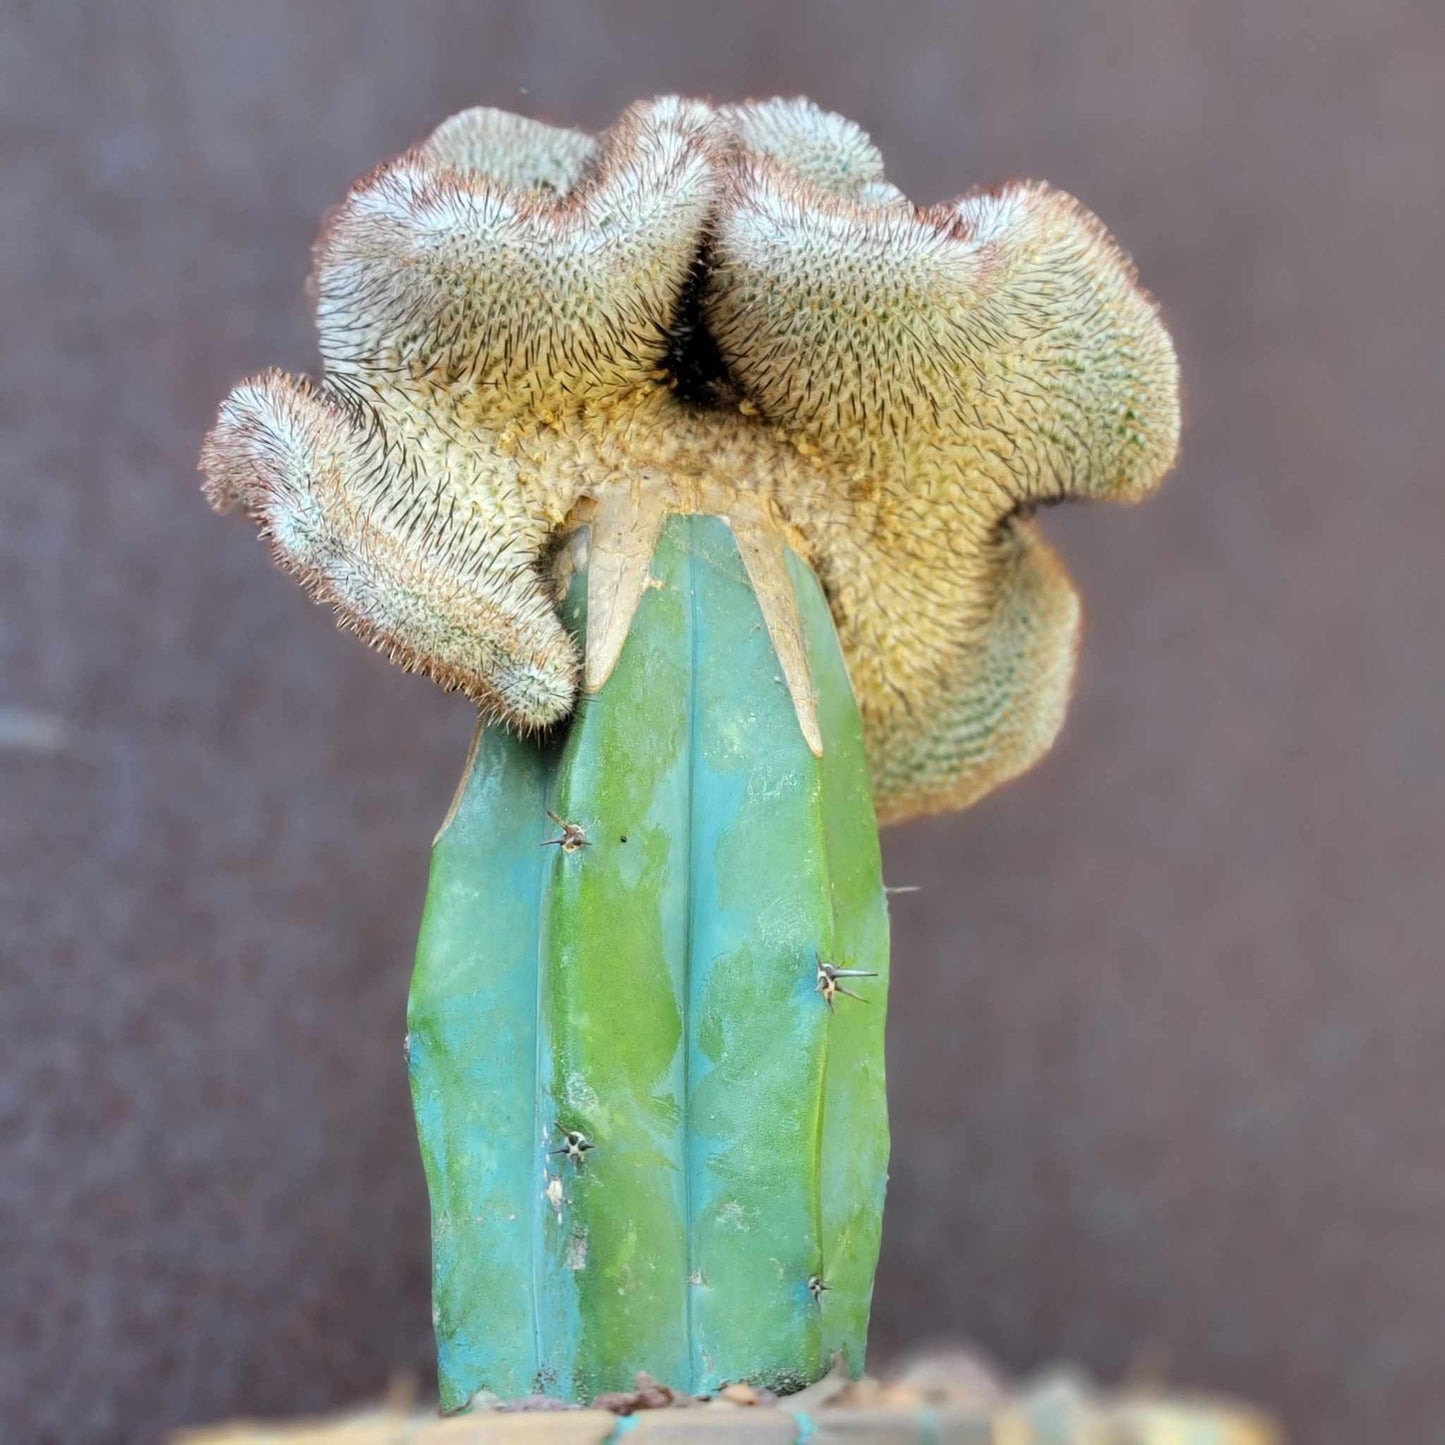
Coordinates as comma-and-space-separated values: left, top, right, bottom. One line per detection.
176, 1352, 1280, 1443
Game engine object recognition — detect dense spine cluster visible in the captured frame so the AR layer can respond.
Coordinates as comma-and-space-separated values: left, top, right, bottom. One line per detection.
200, 95, 1180, 823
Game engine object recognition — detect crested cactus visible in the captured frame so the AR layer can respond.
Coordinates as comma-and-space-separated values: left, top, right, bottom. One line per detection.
201, 97, 1179, 1407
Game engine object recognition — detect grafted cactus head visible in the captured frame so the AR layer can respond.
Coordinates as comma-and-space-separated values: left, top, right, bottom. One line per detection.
201, 96, 1179, 823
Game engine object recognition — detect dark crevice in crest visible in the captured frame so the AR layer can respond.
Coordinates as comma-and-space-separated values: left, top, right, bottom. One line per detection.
1006, 488, 1078, 524
663, 240, 738, 410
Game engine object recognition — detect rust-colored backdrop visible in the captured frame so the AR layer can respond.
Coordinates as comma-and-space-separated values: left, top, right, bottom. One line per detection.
3, 3, 1440, 1442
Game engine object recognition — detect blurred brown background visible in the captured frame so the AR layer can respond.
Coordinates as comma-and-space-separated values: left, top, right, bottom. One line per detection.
2, 2, 1441, 1441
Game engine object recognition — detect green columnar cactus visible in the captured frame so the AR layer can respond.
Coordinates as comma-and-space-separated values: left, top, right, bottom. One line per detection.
409, 515, 888, 1404
200, 97, 1179, 1406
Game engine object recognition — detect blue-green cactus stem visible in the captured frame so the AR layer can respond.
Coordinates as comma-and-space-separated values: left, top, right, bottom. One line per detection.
407, 514, 890, 1407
